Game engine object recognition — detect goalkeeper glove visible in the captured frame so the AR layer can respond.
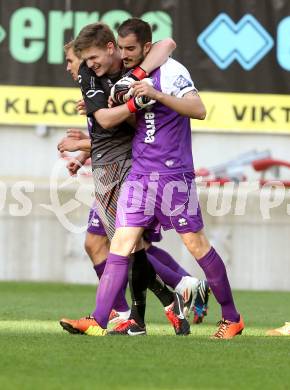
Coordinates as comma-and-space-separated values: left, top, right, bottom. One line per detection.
110, 77, 133, 105
110, 66, 148, 105
126, 95, 156, 113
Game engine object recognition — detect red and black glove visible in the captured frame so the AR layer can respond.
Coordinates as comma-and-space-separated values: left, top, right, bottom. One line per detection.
124, 66, 148, 81
110, 66, 149, 105
126, 95, 156, 113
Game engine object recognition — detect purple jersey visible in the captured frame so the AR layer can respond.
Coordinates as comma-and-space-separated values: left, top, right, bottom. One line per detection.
131, 58, 197, 175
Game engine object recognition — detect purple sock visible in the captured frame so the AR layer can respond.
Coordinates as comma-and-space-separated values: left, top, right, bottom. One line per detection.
93, 253, 129, 328
147, 245, 188, 277
113, 286, 129, 312
94, 260, 129, 313
198, 247, 240, 322
146, 252, 182, 289
93, 261, 106, 280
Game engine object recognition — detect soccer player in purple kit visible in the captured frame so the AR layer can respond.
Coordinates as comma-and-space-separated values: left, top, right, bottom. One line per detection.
59, 29, 210, 336
72, 18, 244, 339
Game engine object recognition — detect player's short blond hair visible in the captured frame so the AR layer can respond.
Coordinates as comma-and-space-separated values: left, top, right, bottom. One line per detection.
64, 40, 82, 59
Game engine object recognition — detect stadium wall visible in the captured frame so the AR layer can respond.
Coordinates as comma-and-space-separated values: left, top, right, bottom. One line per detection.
1, 125, 290, 290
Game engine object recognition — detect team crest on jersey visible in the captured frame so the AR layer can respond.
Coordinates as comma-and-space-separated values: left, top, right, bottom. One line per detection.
173, 75, 192, 90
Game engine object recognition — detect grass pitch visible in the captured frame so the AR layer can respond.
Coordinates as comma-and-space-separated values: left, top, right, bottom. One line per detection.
0, 282, 289, 390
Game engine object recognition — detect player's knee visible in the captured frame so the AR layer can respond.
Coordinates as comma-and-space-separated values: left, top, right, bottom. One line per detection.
181, 231, 211, 260
84, 234, 94, 257
110, 228, 141, 256
110, 236, 134, 256
84, 233, 109, 261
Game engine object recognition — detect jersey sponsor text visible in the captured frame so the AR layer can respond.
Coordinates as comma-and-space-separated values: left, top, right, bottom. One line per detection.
144, 111, 156, 143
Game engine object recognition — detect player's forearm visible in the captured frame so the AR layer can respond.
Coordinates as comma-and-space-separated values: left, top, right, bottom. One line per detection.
76, 151, 91, 164
154, 92, 206, 119
140, 38, 176, 74
94, 105, 131, 129
77, 139, 91, 152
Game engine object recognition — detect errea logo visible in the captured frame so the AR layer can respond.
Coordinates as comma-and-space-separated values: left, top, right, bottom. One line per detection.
144, 111, 156, 143
178, 218, 188, 226
165, 160, 174, 167
197, 14, 274, 70
91, 218, 100, 227
86, 89, 104, 98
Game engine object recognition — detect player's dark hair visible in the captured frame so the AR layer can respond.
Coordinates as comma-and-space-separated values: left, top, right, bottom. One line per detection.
117, 18, 152, 46
74, 23, 117, 54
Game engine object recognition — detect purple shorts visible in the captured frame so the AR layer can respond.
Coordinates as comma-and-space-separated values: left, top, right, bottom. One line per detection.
116, 172, 204, 234
87, 202, 107, 236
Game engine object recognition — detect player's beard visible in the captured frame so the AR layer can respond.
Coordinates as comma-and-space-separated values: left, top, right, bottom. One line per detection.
124, 53, 144, 70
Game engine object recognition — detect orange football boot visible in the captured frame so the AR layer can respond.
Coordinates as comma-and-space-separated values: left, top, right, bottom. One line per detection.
60, 315, 107, 336
211, 316, 244, 339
